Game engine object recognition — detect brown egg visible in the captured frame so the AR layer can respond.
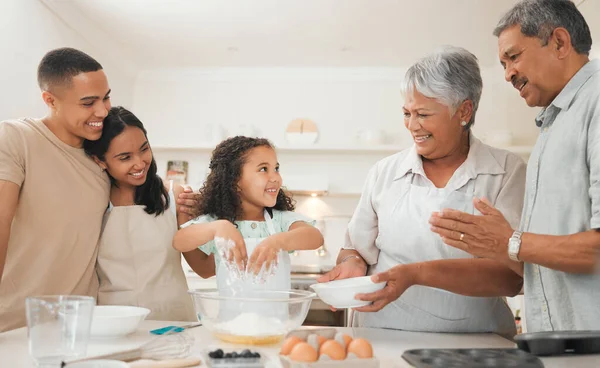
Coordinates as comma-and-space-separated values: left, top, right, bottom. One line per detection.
289, 342, 318, 362
347, 338, 374, 358
280, 335, 303, 356
319, 340, 346, 360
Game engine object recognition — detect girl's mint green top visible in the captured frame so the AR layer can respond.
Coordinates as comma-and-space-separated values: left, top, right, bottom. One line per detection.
180, 209, 316, 260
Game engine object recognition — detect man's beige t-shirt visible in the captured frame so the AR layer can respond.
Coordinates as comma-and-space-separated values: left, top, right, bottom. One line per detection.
0, 118, 110, 332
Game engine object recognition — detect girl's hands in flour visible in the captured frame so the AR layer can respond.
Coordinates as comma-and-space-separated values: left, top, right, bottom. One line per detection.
214, 220, 247, 273
247, 234, 282, 279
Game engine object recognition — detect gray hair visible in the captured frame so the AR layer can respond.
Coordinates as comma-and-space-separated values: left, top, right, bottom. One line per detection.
493, 0, 592, 55
401, 45, 482, 129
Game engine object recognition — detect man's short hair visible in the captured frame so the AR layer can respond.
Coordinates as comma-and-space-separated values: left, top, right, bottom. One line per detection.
37, 47, 103, 92
493, 0, 592, 56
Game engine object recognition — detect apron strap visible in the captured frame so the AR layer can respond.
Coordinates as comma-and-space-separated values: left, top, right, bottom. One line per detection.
263, 209, 277, 235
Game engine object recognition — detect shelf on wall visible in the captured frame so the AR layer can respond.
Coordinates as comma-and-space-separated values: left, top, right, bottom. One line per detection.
152, 144, 534, 156
152, 144, 403, 154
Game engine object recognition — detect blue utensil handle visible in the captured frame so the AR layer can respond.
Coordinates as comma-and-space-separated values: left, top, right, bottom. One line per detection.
150, 326, 184, 335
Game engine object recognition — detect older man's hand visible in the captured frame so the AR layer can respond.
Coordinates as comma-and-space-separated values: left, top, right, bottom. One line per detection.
429, 197, 514, 261
177, 185, 200, 220
353, 264, 416, 313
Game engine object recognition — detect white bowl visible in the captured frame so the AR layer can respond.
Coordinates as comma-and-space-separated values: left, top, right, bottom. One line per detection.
310, 276, 386, 308
90, 306, 150, 338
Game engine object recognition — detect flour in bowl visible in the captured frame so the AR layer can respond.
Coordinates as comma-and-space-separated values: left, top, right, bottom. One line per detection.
216, 312, 286, 336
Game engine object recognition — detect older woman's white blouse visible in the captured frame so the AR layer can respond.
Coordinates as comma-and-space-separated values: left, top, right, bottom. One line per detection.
345, 134, 526, 264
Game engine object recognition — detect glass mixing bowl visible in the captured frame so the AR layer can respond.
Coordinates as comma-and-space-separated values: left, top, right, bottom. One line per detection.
188, 289, 315, 345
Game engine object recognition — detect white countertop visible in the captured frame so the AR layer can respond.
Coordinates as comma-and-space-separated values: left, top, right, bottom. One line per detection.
1, 320, 598, 367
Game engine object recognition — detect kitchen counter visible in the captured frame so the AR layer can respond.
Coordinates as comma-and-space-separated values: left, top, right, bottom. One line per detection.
1, 320, 598, 367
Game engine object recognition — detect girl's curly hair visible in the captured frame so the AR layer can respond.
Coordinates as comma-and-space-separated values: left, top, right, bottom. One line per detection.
197, 136, 295, 223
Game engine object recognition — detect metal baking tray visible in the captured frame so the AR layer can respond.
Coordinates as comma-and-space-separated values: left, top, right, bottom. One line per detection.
515, 330, 600, 356
402, 348, 544, 367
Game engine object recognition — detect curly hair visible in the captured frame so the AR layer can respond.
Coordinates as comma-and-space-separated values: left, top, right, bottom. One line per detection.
198, 136, 295, 223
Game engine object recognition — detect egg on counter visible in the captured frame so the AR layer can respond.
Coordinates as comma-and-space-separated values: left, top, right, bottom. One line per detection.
280, 335, 303, 356
347, 338, 374, 358
319, 340, 346, 360
289, 342, 319, 362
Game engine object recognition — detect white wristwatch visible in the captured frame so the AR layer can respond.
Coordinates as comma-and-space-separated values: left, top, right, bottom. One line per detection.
508, 231, 523, 262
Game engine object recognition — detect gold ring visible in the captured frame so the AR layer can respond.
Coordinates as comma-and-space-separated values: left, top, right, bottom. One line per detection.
460, 233, 465, 241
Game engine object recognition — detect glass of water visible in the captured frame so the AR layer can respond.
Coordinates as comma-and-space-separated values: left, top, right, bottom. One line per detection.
26, 295, 95, 367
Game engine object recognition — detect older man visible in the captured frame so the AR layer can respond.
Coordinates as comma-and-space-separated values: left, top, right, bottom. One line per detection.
430, 0, 600, 332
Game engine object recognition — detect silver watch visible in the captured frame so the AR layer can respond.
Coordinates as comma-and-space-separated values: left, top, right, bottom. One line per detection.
508, 231, 523, 262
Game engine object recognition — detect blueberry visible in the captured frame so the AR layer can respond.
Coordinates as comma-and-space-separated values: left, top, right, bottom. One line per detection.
214, 349, 224, 359
224, 353, 233, 359
253, 352, 261, 358
241, 349, 251, 356
231, 352, 239, 358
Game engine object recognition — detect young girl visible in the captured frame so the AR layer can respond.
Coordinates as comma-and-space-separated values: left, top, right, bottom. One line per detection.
173, 136, 324, 297
83, 106, 215, 321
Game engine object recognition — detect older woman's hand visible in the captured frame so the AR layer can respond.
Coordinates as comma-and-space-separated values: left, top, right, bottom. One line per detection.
317, 257, 367, 283
353, 264, 416, 312
429, 197, 514, 261
317, 256, 368, 311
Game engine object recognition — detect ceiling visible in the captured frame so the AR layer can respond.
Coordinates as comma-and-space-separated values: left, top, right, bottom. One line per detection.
41, 0, 599, 70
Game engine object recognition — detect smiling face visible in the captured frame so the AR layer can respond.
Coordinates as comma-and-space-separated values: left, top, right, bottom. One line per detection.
43, 70, 111, 147
97, 125, 152, 188
498, 25, 564, 107
237, 146, 282, 214
403, 89, 470, 160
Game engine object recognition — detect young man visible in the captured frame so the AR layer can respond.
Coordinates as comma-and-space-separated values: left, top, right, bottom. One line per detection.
431, 0, 600, 332
0, 48, 196, 332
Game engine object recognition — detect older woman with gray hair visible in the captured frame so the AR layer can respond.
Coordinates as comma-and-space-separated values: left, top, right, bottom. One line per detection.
318, 45, 525, 337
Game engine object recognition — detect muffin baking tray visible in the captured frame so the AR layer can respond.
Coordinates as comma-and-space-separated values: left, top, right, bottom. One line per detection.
402, 348, 544, 367
515, 330, 600, 356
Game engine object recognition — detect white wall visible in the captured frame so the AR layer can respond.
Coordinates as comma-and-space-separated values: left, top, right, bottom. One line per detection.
0, 0, 135, 121
132, 67, 540, 149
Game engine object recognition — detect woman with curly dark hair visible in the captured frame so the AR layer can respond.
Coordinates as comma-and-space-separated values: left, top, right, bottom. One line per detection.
174, 136, 323, 296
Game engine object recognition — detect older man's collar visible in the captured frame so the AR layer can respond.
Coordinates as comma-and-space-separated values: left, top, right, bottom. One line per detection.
535, 108, 547, 127
534, 60, 600, 127
549, 59, 600, 111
